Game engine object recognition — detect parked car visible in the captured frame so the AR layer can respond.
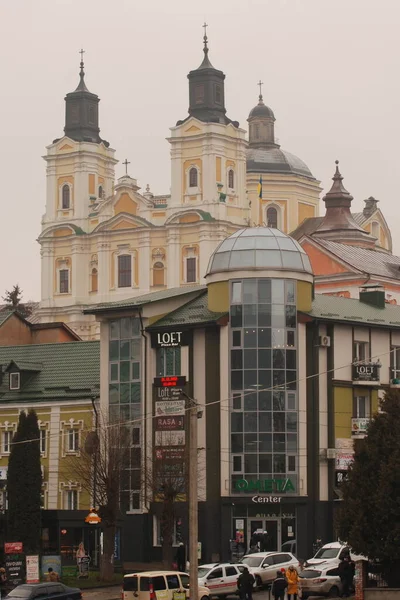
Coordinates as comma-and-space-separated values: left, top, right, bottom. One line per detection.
306, 542, 365, 567
123, 571, 210, 600
198, 563, 245, 598
6, 583, 81, 600
299, 564, 342, 598
240, 552, 298, 588
281, 540, 296, 555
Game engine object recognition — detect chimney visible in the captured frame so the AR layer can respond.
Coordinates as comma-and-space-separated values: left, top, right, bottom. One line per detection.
359, 284, 385, 309
363, 196, 379, 218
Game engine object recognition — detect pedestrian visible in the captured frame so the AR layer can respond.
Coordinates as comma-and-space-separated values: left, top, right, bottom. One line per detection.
338, 556, 353, 598
286, 565, 299, 600
260, 531, 269, 552
175, 542, 186, 572
237, 566, 255, 600
0, 567, 7, 595
271, 570, 288, 600
47, 567, 60, 582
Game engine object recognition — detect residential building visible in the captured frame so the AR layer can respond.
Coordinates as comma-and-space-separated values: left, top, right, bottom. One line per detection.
0, 341, 100, 563
0, 310, 80, 345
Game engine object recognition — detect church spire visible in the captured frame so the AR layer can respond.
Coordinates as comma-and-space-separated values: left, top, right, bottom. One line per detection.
183, 25, 238, 126
247, 81, 278, 149
64, 50, 105, 145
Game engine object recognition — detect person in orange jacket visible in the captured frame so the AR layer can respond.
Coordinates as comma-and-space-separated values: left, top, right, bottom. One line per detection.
286, 565, 299, 600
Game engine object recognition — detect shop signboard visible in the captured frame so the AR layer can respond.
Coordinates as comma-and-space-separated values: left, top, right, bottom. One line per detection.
351, 418, 370, 436
156, 416, 184, 430
154, 376, 187, 388
234, 478, 296, 493
155, 386, 185, 400
26, 555, 39, 584
5, 544, 24, 586
41, 556, 61, 578
151, 331, 190, 348
155, 447, 185, 462
155, 431, 185, 447
335, 452, 354, 470
352, 362, 380, 382
155, 400, 185, 417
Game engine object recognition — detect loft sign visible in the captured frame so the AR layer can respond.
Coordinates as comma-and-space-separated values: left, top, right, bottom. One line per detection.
151, 331, 190, 348
235, 478, 295, 493
352, 363, 380, 382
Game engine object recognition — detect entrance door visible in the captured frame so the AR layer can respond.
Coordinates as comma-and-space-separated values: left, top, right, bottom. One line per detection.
248, 519, 280, 551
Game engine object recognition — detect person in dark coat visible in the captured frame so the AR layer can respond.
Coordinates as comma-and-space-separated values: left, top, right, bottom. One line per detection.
175, 543, 186, 572
338, 556, 353, 597
260, 531, 269, 552
237, 566, 255, 600
271, 570, 288, 600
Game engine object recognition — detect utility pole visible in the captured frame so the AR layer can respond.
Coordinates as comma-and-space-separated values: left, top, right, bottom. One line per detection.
181, 391, 200, 600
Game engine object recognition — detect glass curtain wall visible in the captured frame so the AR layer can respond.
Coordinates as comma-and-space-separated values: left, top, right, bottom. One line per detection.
229, 279, 298, 493
109, 317, 142, 510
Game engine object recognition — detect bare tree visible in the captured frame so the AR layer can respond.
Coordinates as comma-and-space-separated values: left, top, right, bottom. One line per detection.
65, 413, 130, 582
143, 433, 205, 569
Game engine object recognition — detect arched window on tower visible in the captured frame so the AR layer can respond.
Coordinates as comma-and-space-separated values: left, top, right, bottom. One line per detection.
189, 167, 198, 188
98, 185, 103, 199
91, 268, 98, 293
371, 221, 380, 239
267, 206, 278, 229
228, 169, 234, 189
62, 185, 70, 209
153, 262, 165, 287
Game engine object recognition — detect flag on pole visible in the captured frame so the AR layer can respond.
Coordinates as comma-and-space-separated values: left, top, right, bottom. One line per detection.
257, 175, 263, 199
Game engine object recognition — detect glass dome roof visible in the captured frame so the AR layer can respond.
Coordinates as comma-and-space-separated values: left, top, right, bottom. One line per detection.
206, 227, 313, 275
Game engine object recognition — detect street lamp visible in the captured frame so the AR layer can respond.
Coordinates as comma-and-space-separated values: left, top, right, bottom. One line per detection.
180, 390, 202, 600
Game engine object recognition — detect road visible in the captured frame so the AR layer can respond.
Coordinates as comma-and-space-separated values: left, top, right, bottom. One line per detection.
82, 586, 327, 600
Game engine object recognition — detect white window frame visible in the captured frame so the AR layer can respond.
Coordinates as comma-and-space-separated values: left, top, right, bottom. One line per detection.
185, 165, 201, 195
114, 249, 136, 289
354, 394, 370, 418
2, 431, 12, 454
184, 248, 198, 284
153, 515, 181, 547
65, 489, 78, 510
61, 419, 83, 457
9, 372, 20, 390
40, 429, 47, 455
392, 346, 400, 379
354, 341, 369, 362
66, 429, 79, 453
59, 182, 73, 211
227, 167, 235, 192
265, 203, 281, 229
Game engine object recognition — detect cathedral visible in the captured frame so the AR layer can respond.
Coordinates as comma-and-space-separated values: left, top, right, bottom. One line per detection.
37, 30, 392, 339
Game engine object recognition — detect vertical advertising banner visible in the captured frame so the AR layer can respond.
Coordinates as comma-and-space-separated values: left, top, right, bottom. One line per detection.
26, 555, 40, 584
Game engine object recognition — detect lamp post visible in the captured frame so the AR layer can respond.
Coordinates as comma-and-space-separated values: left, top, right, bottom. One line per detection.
180, 391, 201, 600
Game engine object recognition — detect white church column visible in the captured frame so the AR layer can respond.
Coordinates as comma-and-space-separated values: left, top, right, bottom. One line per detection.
138, 231, 151, 292
167, 228, 180, 288
97, 240, 111, 303
40, 246, 54, 306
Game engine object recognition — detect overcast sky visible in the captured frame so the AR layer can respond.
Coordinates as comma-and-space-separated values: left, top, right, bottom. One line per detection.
1, 0, 399, 301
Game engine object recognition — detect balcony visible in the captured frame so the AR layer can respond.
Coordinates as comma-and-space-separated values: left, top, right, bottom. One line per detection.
352, 360, 381, 385
389, 368, 400, 388
351, 417, 371, 438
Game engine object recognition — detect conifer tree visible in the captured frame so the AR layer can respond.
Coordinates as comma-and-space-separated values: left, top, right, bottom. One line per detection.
7, 410, 42, 554
337, 389, 400, 587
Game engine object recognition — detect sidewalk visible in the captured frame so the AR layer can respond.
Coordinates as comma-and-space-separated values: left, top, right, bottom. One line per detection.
82, 585, 121, 600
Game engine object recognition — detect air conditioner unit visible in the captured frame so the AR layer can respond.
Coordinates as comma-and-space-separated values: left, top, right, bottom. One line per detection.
327, 448, 336, 460
318, 335, 331, 347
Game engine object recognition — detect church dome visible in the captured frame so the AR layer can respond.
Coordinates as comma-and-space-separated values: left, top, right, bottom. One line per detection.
248, 101, 275, 119
246, 147, 314, 178
206, 227, 313, 276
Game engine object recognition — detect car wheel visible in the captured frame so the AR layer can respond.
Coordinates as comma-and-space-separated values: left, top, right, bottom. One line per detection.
328, 586, 340, 598
201, 596, 209, 600
255, 576, 263, 591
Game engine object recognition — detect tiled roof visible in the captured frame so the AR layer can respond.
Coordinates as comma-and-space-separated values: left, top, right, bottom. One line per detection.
315, 239, 400, 280
0, 341, 99, 402
6, 361, 42, 372
352, 212, 368, 226
290, 213, 370, 240
309, 294, 400, 327
148, 291, 228, 329
84, 285, 206, 314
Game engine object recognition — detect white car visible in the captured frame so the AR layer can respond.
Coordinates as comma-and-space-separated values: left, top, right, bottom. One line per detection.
240, 552, 298, 588
299, 563, 343, 598
198, 563, 245, 598
306, 542, 365, 567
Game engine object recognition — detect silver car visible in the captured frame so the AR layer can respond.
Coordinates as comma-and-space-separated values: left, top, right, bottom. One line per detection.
299, 564, 343, 598
240, 552, 298, 588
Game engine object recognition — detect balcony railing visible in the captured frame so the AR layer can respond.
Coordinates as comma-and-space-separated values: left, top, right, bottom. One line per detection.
352, 360, 381, 385
351, 417, 371, 437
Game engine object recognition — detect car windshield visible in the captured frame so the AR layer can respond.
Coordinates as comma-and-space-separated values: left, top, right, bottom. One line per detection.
7, 587, 35, 598
313, 548, 339, 559
300, 570, 322, 579
198, 568, 212, 578
241, 557, 264, 568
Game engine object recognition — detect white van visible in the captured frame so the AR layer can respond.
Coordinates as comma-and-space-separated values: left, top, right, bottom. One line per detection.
306, 542, 365, 567
123, 571, 210, 600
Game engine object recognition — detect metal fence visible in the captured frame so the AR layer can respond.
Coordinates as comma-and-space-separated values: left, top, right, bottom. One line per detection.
366, 562, 388, 588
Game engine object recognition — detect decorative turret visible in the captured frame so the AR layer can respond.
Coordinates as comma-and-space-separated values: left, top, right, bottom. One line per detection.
314, 161, 376, 247
64, 50, 108, 145
247, 81, 278, 149
183, 24, 238, 126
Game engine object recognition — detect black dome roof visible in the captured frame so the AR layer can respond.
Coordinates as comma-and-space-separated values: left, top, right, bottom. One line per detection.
248, 100, 275, 119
